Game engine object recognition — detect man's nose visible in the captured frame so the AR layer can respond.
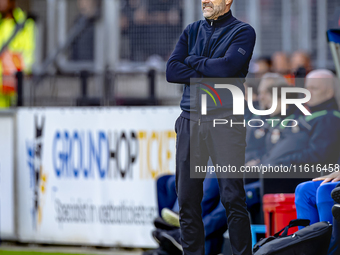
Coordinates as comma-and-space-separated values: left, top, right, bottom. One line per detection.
202, 0, 210, 3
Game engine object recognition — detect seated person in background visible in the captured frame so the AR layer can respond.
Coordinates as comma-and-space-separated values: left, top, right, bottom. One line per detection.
258, 69, 340, 194
290, 51, 312, 76
245, 73, 305, 194
261, 69, 340, 168
271, 52, 290, 76
290, 51, 312, 87
146, 169, 228, 255
244, 56, 272, 120
296, 171, 340, 226
295, 172, 340, 255
245, 73, 297, 166
252, 56, 272, 79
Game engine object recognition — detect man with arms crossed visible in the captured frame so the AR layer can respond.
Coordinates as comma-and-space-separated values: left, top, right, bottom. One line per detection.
166, 0, 256, 255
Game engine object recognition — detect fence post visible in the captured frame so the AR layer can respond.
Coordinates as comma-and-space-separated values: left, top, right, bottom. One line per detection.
16, 71, 23, 107
183, 0, 196, 28
247, 0, 261, 57
103, 0, 120, 70
104, 67, 115, 106
148, 69, 156, 105
80, 70, 89, 98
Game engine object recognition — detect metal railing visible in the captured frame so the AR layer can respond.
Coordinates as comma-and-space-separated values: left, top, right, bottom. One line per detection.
9, 69, 183, 107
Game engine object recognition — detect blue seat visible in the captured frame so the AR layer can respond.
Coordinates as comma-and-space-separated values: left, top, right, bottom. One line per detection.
251, 224, 266, 247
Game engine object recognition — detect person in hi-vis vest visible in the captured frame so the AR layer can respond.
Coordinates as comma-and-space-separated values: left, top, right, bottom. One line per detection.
0, 0, 35, 108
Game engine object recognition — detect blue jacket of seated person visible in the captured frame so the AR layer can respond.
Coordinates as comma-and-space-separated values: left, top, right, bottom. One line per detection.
245, 106, 300, 164
245, 114, 268, 163
261, 97, 340, 166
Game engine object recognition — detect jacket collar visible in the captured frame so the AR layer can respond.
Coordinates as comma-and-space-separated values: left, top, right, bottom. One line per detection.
205, 10, 236, 27
309, 97, 339, 113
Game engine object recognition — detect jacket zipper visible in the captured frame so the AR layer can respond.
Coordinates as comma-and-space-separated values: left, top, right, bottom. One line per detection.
202, 20, 215, 57
199, 20, 215, 126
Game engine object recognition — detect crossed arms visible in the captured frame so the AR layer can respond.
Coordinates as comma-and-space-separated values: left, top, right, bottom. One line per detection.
166, 24, 256, 84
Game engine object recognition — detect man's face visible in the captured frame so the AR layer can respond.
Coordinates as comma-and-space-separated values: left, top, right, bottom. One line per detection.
202, 0, 227, 20
305, 77, 334, 107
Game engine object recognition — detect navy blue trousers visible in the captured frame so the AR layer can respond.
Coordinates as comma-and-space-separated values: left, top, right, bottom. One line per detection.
295, 181, 340, 254
175, 115, 252, 255
157, 173, 227, 255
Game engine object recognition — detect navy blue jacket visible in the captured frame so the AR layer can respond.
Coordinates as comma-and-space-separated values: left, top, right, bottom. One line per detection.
262, 98, 340, 166
245, 106, 299, 163
245, 116, 267, 163
166, 11, 256, 113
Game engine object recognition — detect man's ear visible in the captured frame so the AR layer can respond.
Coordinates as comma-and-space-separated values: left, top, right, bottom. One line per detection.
226, 0, 233, 6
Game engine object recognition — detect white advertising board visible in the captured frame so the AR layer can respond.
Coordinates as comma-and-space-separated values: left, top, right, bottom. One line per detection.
16, 107, 180, 247
0, 114, 15, 239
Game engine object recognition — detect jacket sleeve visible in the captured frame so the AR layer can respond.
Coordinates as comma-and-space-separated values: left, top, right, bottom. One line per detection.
166, 25, 203, 84
281, 115, 340, 165
184, 26, 256, 78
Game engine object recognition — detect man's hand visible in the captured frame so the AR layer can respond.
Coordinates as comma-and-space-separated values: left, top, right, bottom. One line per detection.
313, 172, 340, 185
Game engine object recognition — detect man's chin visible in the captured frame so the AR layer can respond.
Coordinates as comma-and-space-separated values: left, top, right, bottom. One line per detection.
203, 12, 214, 19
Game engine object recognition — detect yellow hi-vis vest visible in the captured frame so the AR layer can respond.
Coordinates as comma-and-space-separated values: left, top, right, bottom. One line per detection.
0, 8, 35, 108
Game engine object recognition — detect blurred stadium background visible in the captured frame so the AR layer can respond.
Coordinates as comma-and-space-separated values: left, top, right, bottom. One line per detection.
1, 0, 340, 106
0, 0, 340, 254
